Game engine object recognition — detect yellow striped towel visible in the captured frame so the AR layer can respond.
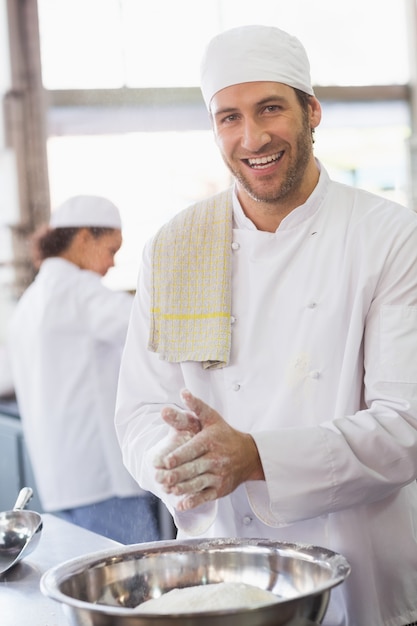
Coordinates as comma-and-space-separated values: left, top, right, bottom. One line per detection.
148, 188, 233, 369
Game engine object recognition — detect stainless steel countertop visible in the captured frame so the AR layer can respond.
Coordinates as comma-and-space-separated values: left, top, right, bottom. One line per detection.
0, 513, 121, 626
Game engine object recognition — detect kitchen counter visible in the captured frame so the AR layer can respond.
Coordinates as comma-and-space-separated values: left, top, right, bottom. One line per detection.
0, 514, 327, 626
0, 513, 121, 626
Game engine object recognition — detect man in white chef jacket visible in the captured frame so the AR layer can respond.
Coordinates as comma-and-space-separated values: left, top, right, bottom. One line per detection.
115, 25, 417, 625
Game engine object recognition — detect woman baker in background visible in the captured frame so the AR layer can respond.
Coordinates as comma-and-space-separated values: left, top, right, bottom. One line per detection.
8, 195, 161, 544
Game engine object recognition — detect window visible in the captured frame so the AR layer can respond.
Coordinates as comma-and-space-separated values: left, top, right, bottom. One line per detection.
37, 0, 411, 289
38, 0, 409, 89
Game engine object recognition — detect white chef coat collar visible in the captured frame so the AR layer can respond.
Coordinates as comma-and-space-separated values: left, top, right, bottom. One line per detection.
232, 159, 329, 232
40, 257, 81, 275
39, 256, 101, 279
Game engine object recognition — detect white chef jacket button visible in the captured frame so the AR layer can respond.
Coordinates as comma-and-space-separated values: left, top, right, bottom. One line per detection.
309, 370, 320, 379
230, 315, 236, 324
307, 301, 317, 309
243, 515, 253, 525
231, 242, 240, 251
232, 383, 241, 391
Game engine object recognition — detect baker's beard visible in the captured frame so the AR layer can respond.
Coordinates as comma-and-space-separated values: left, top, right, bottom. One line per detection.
224, 119, 313, 205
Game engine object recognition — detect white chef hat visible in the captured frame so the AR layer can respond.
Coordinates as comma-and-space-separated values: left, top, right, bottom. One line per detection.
50, 195, 122, 230
200, 25, 314, 109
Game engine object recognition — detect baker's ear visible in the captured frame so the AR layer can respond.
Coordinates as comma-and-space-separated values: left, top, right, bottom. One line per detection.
309, 96, 322, 129
76, 228, 92, 244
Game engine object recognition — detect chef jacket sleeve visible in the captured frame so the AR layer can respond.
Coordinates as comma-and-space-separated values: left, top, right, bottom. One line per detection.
248, 216, 417, 527
80, 272, 135, 345
115, 241, 216, 535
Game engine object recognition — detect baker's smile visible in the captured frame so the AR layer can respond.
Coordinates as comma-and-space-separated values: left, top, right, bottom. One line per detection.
246, 151, 284, 169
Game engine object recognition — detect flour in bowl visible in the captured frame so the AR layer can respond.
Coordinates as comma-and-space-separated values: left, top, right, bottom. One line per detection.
135, 582, 279, 614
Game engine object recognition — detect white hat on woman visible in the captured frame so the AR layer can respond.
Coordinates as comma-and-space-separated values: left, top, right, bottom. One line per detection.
50, 195, 122, 229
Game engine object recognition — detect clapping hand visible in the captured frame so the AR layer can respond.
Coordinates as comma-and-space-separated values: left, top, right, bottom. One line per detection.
153, 389, 264, 511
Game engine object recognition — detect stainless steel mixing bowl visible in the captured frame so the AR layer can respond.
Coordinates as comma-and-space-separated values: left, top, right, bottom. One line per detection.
41, 538, 350, 626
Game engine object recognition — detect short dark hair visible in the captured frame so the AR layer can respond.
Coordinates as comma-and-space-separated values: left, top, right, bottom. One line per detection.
294, 88, 316, 143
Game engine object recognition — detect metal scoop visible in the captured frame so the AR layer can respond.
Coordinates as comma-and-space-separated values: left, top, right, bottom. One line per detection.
0, 487, 43, 575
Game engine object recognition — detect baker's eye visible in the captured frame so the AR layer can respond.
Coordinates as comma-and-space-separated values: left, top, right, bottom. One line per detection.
223, 114, 239, 123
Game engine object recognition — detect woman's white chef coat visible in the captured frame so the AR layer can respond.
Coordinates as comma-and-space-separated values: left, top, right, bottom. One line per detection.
115, 165, 417, 626
9, 257, 146, 511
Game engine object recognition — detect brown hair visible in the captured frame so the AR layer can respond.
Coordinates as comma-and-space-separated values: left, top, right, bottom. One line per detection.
294, 88, 316, 143
31, 225, 115, 268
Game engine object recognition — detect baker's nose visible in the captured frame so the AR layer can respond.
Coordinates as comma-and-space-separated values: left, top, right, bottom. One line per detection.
241, 119, 272, 151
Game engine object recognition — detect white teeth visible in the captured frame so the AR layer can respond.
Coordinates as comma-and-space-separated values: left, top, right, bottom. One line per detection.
248, 152, 281, 166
